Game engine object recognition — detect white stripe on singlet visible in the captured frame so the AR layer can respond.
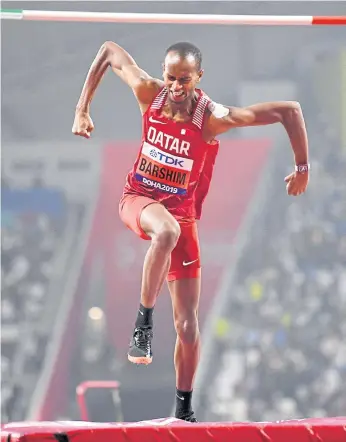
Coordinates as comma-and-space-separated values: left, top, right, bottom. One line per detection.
150, 87, 210, 130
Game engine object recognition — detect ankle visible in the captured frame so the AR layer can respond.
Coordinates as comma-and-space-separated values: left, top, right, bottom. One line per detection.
135, 303, 154, 328
175, 388, 193, 416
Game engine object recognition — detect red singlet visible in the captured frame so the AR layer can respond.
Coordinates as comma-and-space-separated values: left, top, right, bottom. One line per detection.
122, 87, 220, 220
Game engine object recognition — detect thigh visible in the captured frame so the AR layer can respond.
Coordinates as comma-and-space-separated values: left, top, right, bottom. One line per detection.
167, 220, 201, 282
139, 200, 180, 238
119, 193, 157, 240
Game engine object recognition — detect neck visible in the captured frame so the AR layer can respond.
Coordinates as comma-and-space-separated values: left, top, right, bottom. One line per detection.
167, 90, 198, 117
169, 101, 193, 117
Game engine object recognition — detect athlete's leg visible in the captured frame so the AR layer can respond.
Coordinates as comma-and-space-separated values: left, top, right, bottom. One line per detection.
169, 278, 201, 391
119, 194, 181, 365
139, 203, 181, 308
166, 220, 201, 421
168, 277, 201, 420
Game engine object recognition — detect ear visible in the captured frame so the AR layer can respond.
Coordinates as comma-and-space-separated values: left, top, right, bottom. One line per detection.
198, 69, 204, 82
162, 62, 165, 76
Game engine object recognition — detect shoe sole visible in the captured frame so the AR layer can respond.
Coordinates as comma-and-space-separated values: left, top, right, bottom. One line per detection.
128, 355, 152, 365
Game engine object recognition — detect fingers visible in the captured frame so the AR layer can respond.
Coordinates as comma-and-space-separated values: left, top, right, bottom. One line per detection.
285, 178, 297, 196
72, 114, 94, 139
72, 127, 92, 139
286, 181, 295, 196
286, 181, 306, 196
72, 130, 89, 138
285, 172, 308, 196
81, 131, 91, 139
286, 177, 298, 196
287, 182, 300, 196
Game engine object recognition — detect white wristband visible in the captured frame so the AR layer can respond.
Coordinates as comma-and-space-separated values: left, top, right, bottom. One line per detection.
295, 163, 310, 174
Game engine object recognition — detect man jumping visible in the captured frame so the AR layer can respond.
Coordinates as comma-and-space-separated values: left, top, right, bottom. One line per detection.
72, 41, 309, 422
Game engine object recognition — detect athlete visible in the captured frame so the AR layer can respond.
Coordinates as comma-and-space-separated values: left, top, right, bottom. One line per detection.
72, 41, 309, 422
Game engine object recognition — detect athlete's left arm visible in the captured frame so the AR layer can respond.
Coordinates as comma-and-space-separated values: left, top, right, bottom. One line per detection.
207, 101, 309, 196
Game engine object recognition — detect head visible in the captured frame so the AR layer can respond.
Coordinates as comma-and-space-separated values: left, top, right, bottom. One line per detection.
163, 42, 203, 106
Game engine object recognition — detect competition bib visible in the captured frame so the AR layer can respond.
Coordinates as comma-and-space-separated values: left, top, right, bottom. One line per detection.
135, 142, 193, 195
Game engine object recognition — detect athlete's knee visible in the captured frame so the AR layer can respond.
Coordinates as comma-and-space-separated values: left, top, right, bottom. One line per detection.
152, 220, 181, 250
174, 314, 199, 344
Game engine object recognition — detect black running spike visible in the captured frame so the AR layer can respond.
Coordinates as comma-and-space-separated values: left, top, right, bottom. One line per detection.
54, 433, 69, 442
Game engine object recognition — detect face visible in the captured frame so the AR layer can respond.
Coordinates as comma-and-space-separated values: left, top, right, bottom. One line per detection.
163, 51, 203, 105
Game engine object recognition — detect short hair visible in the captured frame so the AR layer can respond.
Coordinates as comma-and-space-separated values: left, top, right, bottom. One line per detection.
165, 42, 202, 71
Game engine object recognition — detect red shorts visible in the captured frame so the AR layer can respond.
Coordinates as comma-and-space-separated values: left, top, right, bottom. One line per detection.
119, 193, 201, 281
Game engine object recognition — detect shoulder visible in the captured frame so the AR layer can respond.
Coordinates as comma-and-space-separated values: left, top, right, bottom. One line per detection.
134, 79, 165, 114
198, 91, 230, 122
200, 94, 233, 139
196, 90, 229, 118
134, 78, 165, 105
195, 91, 224, 141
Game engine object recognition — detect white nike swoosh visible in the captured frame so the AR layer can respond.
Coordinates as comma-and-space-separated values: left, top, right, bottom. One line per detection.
139, 310, 144, 315
182, 259, 198, 267
149, 116, 166, 125
176, 394, 185, 401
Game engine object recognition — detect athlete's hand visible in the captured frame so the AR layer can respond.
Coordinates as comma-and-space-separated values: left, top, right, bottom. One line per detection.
284, 171, 309, 196
72, 111, 94, 139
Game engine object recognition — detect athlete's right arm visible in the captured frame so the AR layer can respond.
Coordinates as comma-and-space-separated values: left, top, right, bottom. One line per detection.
72, 41, 162, 138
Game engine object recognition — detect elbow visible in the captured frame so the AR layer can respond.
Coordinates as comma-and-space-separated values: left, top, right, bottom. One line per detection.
282, 101, 302, 123
100, 41, 135, 72
288, 101, 302, 115
290, 101, 302, 113
100, 41, 115, 62
285, 101, 302, 114
103, 41, 115, 51
101, 41, 111, 54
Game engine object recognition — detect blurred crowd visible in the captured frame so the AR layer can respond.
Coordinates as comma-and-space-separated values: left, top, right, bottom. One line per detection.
206, 110, 346, 421
1, 183, 69, 423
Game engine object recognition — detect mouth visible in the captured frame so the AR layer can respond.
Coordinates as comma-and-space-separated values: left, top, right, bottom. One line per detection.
170, 90, 186, 102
